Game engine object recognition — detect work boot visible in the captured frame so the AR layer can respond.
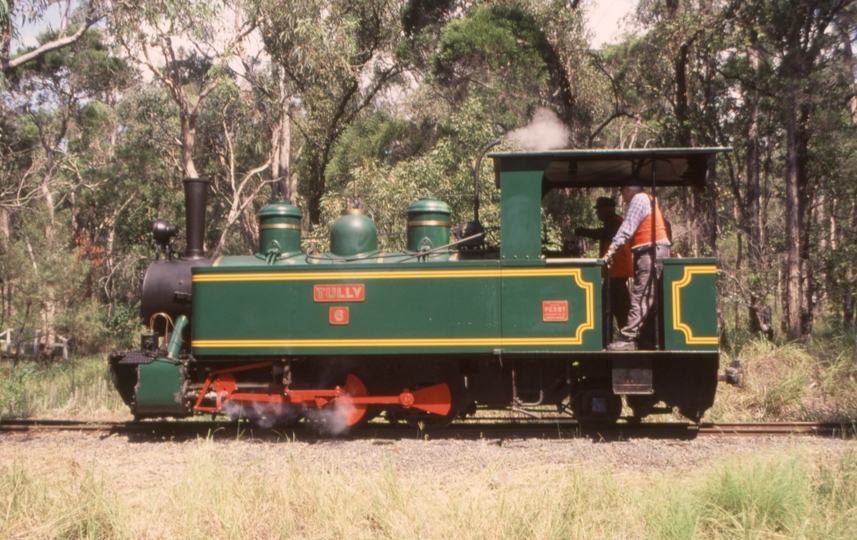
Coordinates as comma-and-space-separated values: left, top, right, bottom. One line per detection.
606, 339, 636, 352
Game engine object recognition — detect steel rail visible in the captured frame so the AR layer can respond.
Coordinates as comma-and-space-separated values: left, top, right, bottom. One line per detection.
1, 419, 854, 441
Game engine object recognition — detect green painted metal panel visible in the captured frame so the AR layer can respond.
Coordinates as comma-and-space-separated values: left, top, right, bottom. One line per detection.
662, 258, 718, 351
136, 358, 185, 415
192, 262, 503, 355
498, 159, 549, 261
407, 198, 451, 252
500, 261, 602, 352
258, 202, 302, 256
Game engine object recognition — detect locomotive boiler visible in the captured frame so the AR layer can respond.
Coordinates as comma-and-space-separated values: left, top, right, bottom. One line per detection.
108, 148, 741, 430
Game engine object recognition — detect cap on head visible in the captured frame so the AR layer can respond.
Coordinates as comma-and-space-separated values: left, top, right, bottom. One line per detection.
623, 177, 644, 188
594, 197, 616, 209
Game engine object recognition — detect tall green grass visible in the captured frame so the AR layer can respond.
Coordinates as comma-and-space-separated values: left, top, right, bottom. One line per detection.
649, 450, 857, 539
2, 443, 855, 539
0, 355, 128, 420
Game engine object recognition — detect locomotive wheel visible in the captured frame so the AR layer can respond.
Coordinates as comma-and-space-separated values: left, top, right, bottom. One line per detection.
569, 383, 622, 425
384, 381, 460, 430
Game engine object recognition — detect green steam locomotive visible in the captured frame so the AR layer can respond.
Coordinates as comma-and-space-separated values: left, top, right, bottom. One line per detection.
108, 147, 741, 430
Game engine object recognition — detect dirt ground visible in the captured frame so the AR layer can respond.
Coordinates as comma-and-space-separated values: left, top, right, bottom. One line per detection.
2, 429, 854, 488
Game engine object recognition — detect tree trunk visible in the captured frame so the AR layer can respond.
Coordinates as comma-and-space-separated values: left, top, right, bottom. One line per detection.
784, 92, 802, 340
846, 266, 855, 330
746, 41, 772, 338
271, 103, 292, 203
846, 200, 857, 329
816, 192, 828, 315
675, 43, 691, 147
746, 42, 762, 273
181, 114, 199, 179
801, 191, 813, 338
840, 21, 857, 123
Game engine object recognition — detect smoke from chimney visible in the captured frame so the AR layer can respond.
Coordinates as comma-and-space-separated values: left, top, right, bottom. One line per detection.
506, 107, 570, 151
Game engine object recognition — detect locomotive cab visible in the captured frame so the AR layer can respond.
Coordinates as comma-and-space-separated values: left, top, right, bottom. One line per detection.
489, 148, 730, 421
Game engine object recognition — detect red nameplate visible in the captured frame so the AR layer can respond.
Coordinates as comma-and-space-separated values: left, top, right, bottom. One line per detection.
542, 300, 568, 322
314, 284, 365, 302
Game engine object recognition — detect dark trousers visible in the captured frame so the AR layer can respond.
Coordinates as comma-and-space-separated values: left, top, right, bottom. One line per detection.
605, 277, 631, 330
618, 244, 669, 345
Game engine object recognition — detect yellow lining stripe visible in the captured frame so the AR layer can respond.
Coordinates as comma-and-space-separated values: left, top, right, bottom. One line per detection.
407, 220, 451, 227
193, 268, 586, 282
194, 338, 588, 348
260, 223, 301, 230
672, 266, 718, 345
192, 268, 595, 348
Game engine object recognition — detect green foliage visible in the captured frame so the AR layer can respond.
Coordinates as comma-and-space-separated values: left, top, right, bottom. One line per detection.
317, 97, 504, 252
259, 0, 407, 223
430, 3, 576, 126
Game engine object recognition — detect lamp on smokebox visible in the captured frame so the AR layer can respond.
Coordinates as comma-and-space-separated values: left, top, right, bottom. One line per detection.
152, 219, 178, 260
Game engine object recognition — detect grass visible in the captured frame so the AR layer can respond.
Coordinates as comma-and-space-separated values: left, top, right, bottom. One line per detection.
712, 326, 857, 422
0, 355, 129, 421
1, 442, 855, 539
0, 461, 128, 539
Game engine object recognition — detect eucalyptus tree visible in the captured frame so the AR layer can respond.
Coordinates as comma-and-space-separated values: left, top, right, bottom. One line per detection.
0, 27, 134, 351
109, 0, 256, 179
428, 2, 583, 140
257, 0, 407, 225
728, 0, 853, 340
1, 0, 104, 77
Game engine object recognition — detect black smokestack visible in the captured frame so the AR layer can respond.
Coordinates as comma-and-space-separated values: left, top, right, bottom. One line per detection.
183, 178, 208, 259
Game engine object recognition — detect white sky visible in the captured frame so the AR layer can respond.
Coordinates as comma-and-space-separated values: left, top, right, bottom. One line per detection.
16, 1, 637, 50
586, 0, 637, 47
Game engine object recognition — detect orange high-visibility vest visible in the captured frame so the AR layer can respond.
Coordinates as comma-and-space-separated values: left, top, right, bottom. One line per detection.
631, 193, 668, 250
602, 215, 633, 278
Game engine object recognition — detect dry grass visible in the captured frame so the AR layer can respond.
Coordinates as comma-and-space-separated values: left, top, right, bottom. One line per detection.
712, 334, 857, 422
1, 440, 855, 539
0, 355, 130, 421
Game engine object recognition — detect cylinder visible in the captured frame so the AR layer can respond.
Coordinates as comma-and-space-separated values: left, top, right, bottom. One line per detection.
406, 198, 451, 252
183, 178, 209, 260
258, 202, 302, 256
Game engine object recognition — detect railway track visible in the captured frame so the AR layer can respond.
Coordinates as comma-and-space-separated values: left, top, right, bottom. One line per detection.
1, 418, 854, 441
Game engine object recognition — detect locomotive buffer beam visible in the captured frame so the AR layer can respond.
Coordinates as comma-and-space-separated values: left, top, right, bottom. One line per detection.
192, 364, 451, 427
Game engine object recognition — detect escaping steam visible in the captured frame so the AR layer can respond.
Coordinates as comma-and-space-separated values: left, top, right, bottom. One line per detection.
223, 401, 303, 430
506, 107, 570, 151
304, 398, 356, 436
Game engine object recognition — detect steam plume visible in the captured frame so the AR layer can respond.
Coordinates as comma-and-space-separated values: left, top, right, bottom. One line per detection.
506, 107, 570, 151
223, 401, 303, 429
304, 399, 355, 436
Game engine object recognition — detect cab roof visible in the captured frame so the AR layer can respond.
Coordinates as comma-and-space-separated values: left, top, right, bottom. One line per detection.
489, 147, 731, 190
